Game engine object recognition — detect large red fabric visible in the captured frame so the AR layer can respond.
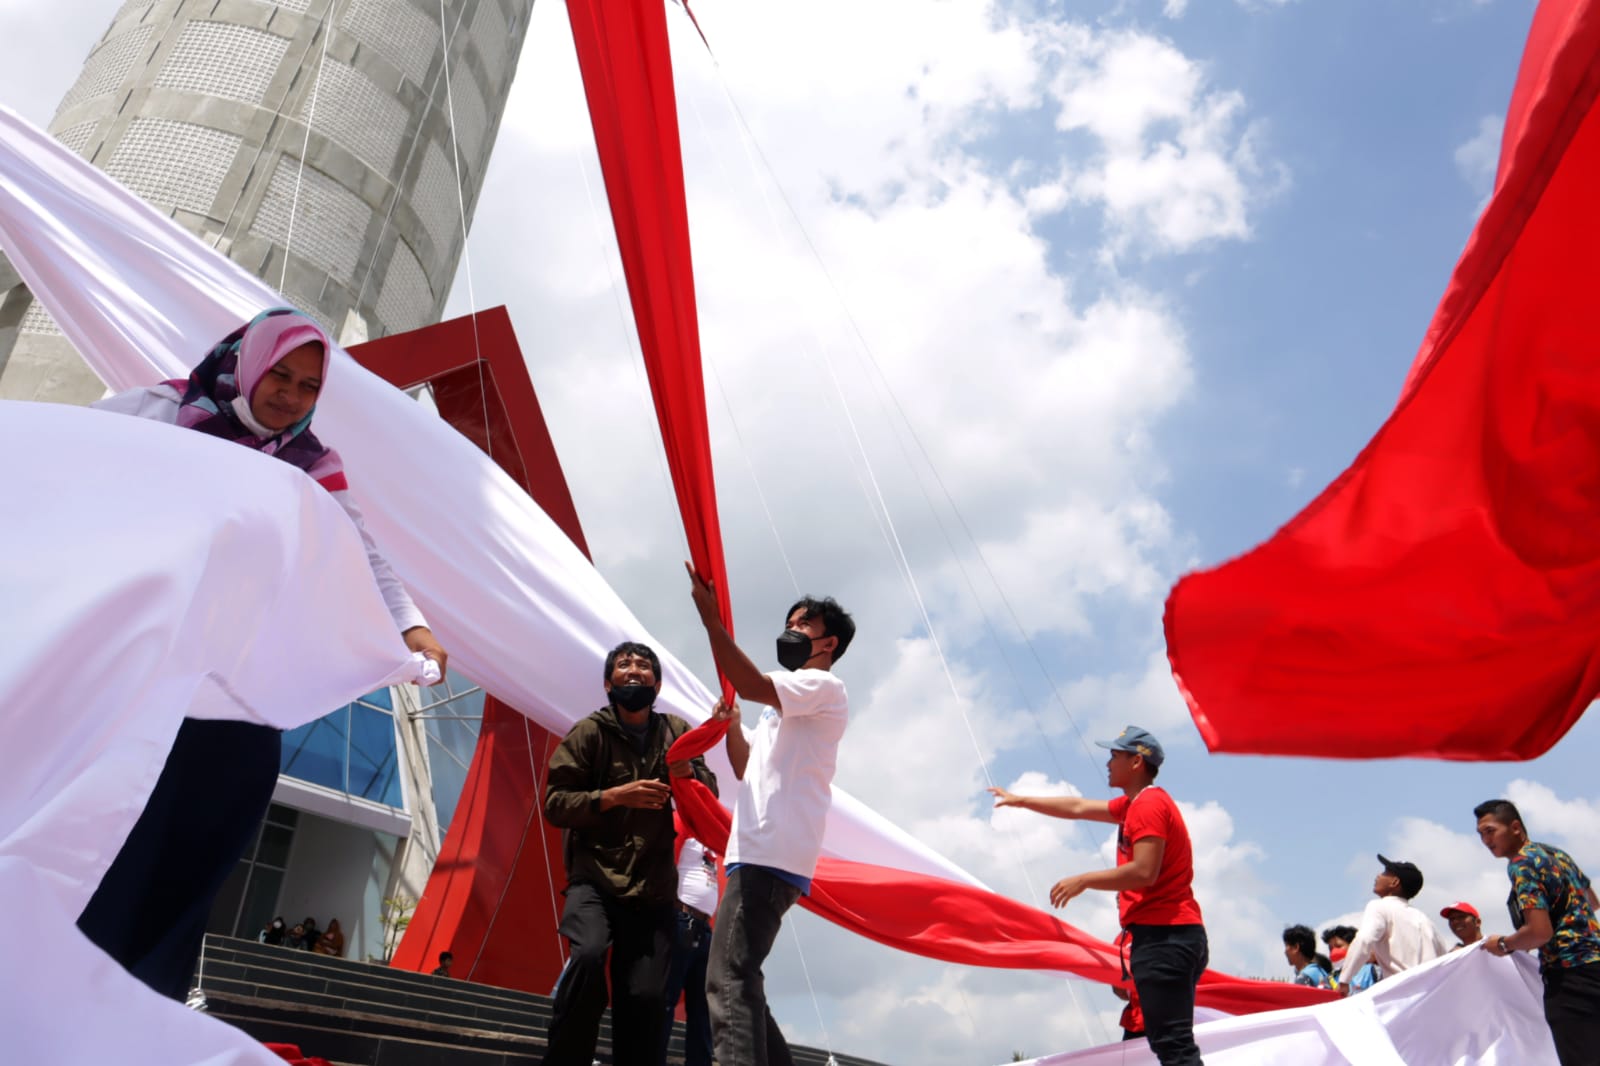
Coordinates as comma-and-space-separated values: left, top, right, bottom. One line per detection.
1166, 0, 1600, 761
666, 721, 1328, 1016
567, 0, 736, 700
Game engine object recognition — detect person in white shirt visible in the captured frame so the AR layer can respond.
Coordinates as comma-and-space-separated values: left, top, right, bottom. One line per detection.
660, 821, 720, 1066
1338, 854, 1449, 993
687, 567, 855, 1066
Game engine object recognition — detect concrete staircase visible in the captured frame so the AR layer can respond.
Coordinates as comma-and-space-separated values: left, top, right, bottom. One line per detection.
196, 935, 885, 1066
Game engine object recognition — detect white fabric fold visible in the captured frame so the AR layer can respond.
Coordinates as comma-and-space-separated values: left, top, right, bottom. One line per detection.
1011, 948, 1557, 1065
0, 401, 420, 1064
0, 102, 972, 889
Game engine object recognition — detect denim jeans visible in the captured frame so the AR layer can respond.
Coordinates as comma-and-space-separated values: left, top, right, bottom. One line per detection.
1128, 923, 1209, 1066
659, 909, 713, 1066
706, 866, 801, 1066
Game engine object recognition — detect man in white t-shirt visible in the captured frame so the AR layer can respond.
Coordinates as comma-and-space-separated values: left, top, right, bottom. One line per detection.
688, 567, 855, 1066
1339, 854, 1449, 993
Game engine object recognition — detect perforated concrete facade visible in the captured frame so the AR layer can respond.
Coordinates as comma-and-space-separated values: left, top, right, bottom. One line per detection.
2, 0, 532, 405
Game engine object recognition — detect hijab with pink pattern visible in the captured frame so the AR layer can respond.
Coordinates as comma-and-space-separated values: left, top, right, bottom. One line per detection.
165, 307, 347, 492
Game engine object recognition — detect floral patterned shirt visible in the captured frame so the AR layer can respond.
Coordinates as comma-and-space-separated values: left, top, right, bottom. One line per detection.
1508, 842, 1600, 971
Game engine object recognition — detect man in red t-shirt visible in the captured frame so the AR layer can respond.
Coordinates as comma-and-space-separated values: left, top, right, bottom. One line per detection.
990, 725, 1208, 1066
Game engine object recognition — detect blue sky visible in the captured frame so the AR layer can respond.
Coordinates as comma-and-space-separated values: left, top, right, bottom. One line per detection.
4, 0, 1591, 1061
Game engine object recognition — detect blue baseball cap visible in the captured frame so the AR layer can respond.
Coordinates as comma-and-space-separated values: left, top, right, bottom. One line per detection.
1095, 725, 1165, 767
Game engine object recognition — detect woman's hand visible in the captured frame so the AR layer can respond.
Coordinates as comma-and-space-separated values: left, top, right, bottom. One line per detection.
403, 626, 448, 684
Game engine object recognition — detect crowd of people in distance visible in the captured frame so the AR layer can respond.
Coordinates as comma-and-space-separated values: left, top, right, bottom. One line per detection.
1267, 814, 1598, 1066
259, 915, 346, 957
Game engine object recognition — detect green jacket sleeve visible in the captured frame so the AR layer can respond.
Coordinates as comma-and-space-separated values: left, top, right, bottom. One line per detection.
545, 719, 606, 830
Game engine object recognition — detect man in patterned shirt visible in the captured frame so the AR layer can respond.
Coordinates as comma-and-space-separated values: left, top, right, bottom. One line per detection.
1475, 798, 1600, 1066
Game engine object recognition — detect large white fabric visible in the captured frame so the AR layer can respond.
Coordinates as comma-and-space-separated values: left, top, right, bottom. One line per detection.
93, 383, 428, 633
0, 103, 971, 890
1014, 947, 1557, 1066
0, 402, 424, 1064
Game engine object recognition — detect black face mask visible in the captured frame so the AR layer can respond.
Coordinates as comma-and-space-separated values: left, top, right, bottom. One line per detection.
776, 629, 817, 671
610, 683, 656, 713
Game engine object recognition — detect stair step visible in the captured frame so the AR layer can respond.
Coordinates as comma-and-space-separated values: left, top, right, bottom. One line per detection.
200, 935, 887, 1066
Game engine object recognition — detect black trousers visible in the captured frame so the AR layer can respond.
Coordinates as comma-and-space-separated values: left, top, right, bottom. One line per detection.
1128, 923, 1209, 1066
77, 718, 283, 1000
542, 882, 672, 1066
1544, 960, 1600, 1066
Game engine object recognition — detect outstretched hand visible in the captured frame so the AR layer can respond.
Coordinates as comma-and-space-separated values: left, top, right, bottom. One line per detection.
987, 786, 1020, 808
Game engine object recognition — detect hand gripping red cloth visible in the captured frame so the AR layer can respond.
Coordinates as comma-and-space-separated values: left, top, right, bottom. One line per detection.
666, 719, 1328, 1015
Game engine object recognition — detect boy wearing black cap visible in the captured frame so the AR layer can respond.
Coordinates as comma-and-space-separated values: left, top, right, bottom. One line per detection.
990, 725, 1208, 1066
1337, 855, 1448, 993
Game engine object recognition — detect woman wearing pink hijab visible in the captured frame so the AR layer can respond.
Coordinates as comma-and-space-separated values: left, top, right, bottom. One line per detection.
79, 308, 447, 1000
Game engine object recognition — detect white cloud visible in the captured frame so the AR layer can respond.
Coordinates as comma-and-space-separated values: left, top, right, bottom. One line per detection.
1454, 113, 1503, 206
1046, 30, 1285, 253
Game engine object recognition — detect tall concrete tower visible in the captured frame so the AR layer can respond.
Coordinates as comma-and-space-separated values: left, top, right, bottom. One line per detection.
0, 0, 532, 403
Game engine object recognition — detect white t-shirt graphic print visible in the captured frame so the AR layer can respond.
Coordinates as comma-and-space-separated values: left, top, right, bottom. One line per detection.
725, 668, 849, 881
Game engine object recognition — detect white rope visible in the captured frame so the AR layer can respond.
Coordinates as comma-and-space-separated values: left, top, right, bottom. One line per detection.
278, 2, 333, 295
787, 921, 836, 1062
526, 716, 569, 965
676, 22, 1116, 1045
437, 0, 490, 460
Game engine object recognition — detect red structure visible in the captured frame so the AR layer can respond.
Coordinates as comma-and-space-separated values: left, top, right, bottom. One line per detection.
349, 307, 578, 993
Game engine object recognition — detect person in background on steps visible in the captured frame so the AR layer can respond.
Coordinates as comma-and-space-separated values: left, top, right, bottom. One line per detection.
314, 918, 345, 957
259, 917, 286, 946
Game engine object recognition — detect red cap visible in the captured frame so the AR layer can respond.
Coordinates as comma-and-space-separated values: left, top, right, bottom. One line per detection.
1440, 901, 1480, 919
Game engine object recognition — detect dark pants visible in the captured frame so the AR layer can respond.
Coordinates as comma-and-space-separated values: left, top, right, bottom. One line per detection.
542, 882, 672, 1066
1128, 923, 1208, 1066
77, 718, 282, 1000
707, 866, 801, 1066
660, 908, 713, 1066
1544, 960, 1600, 1066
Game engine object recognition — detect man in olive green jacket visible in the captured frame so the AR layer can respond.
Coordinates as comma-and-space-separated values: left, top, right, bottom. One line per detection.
540, 641, 717, 1066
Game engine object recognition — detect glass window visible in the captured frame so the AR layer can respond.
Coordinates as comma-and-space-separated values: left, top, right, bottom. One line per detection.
207, 861, 249, 937
420, 670, 486, 832
237, 866, 285, 941
280, 706, 350, 792
348, 701, 401, 806
279, 690, 404, 811
257, 823, 294, 868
